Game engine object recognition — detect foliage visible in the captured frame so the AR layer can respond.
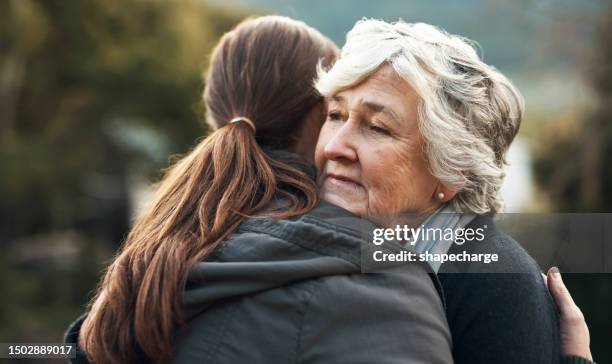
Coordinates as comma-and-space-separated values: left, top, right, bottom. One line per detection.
533, 8, 612, 363
0, 0, 246, 345
533, 10, 612, 213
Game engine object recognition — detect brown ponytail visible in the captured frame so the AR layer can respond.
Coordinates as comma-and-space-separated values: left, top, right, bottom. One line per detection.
78, 16, 338, 363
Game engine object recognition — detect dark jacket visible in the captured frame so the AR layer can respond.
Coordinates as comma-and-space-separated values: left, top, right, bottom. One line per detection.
439, 214, 562, 364
65, 201, 453, 363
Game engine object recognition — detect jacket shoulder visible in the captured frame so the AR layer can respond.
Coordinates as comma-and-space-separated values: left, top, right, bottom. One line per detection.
441, 214, 541, 274
298, 267, 453, 364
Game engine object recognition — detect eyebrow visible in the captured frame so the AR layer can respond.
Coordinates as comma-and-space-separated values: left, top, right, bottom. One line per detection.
329, 95, 346, 105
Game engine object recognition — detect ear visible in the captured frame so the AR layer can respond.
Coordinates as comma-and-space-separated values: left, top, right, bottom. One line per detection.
433, 183, 458, 203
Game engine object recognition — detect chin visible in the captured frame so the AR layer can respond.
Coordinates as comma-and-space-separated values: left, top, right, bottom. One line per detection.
319, 190, 367, 217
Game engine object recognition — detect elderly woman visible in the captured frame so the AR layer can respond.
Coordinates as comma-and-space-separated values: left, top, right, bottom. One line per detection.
314, 19, 593, 364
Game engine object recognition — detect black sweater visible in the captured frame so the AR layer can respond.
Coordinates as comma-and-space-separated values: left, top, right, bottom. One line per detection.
438, 214, 594, 364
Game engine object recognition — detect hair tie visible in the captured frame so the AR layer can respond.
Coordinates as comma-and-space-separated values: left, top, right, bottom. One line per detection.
229, 117, 256, 134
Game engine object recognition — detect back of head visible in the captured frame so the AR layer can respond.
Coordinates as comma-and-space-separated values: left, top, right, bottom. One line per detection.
79, 15, 338, 364
205, 15, 338, 148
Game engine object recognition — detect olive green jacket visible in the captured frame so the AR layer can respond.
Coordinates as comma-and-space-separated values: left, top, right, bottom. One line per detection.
65, 201, 453, 363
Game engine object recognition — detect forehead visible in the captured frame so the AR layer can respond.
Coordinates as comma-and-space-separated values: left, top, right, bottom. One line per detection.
330, 65, 419, 122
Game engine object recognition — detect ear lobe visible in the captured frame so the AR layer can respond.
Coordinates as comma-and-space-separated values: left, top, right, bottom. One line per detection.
434, 184, 458, 203
435, 172, 470, 203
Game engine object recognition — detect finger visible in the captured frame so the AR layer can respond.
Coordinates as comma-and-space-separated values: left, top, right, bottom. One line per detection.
547, 267, 584, 322
547, 267, 575, 307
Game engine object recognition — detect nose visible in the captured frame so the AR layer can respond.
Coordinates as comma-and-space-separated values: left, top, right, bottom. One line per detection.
323, 121, 358, 162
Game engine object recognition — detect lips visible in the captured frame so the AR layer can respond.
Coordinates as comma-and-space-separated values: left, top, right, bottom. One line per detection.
325, 173, 362, 188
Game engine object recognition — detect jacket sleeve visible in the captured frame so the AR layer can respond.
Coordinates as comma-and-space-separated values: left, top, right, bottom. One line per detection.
297, 263, 454, 364
63, 313, 91, 364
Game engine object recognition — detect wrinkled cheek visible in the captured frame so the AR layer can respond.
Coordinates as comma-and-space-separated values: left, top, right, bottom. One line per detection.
367, 156, 417, 217
368, 184, 410, 218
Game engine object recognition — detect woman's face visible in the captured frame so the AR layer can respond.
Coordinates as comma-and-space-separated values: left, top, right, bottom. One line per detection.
314, 65, 443, 222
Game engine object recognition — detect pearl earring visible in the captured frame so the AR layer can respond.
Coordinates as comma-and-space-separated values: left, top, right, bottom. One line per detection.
437, 192, 445, 200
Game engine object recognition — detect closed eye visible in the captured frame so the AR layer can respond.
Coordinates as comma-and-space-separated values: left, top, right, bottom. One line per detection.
369, 124, 390, 135
328, 111, 343, 120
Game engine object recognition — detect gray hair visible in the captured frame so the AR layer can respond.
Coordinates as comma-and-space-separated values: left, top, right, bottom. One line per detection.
316, 19, 524, 213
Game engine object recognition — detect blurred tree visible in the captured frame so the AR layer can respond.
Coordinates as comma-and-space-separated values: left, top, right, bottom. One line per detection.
533, 8, 612, 363
534, 9, 612, 213
0, 0, 246, 344
0, 0, 245, 243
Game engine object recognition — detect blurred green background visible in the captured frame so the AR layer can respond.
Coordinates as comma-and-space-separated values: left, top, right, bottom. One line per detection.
0, 0, 610, 362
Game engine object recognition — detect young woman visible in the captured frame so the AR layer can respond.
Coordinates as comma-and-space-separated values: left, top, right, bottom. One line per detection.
66, 16, 453, 364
